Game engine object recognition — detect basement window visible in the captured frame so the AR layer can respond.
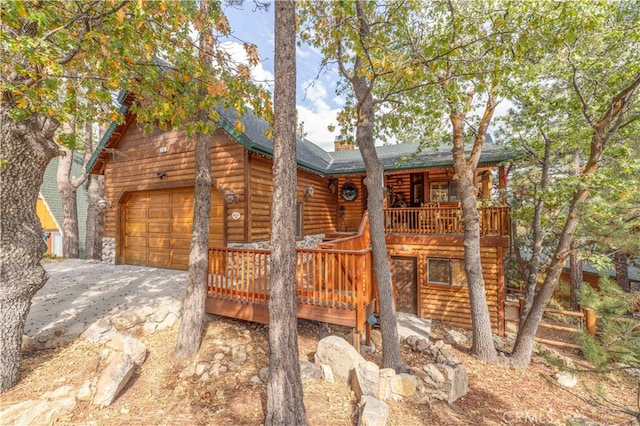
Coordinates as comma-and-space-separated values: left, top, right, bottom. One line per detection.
427, 258, 467, 286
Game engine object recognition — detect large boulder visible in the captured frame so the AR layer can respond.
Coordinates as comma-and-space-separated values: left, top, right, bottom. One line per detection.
93, 353, 136, 407
106, 333, 147, 366
0, 386, 77, 426
350, 361, 380, 400
315, 336, 367, 382
358, 395, 389, 426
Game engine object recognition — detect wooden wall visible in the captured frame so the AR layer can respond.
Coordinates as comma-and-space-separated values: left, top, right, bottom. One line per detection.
102, 120, 246, 241
248, 154, 338, 242
387, 237, 505, 334
336, 176, 366, 232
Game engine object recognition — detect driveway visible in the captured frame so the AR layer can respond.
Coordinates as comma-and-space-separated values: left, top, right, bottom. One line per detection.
26, 259, 187, 339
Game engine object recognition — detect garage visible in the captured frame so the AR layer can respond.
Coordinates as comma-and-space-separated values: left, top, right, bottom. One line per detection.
121, 187, 225, 270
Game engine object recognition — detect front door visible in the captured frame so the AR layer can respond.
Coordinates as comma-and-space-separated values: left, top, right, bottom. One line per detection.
390, 256, 417, 314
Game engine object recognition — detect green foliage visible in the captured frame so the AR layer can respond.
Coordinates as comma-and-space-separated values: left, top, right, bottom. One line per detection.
578, 279, 640, 369
1, 0, 271, 139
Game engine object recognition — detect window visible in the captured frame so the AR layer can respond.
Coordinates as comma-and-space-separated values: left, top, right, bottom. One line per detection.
296, 203, 303, 238
430, 181, 458, 202
427, 258, 467, 286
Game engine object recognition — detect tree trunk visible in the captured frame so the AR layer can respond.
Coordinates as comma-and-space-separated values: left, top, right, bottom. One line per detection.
613, 250, 630, 292
265, 2, 307, 424
174, 0, 213, 358
85, 174, 105, 260
569, 251, 583, 310
0, 110, 59, 392
56, 121, 93, 258
511, 73, 640, 367
450, 111, 498, 362
57, 160, 79, 258
347, 1, 403, 372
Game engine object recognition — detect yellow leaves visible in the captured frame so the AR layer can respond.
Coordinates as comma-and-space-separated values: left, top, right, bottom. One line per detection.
116, 8, 126, 22
234, 120, 244, 134
207, 81, 227, 97
16, 97, 28, 108
215, 14, 230, 35
237, 64, 251, 80
243, 43, 260, 67
15, 1, 28, 17
264, 128, 274, 139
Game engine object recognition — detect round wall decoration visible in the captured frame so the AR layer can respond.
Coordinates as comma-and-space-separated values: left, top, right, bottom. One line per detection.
341, 183, 358, 201
231, 211, 241, 220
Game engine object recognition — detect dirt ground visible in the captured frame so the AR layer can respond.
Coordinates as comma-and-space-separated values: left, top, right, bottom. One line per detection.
2, 316, 638, 426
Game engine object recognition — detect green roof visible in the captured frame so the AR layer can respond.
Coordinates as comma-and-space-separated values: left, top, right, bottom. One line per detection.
88, 101, 513, 177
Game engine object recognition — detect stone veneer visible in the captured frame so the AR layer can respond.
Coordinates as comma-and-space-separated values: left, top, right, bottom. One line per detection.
227, 234, 325, 251
101, 237, 115, 264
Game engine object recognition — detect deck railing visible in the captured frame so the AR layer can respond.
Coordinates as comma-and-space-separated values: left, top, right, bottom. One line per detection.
383, 205, 510, 236
207, 246, 374, 330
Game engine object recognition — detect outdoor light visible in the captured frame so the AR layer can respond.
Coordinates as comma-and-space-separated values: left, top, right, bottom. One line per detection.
97, 198, 108, 208
304, 184, 314, 199
156, 172, 166, 179
224, 190, 238, 205
396, 178, 403, 187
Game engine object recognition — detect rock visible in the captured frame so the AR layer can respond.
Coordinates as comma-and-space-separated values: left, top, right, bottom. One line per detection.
77, 380, 93, 401
405, 335, 419, 348
21, 335, 34, 352
436, 363, 468, 403
315, 336, 367, 382
227, 362, 239, 372
259, 367, 269, 383
107, 334, 147, 366
358, 395, 389, 426
81, 319, 114, 344
431, 344, 459, 365
360, 343, 375, 354
493, 335, 504, 350
196, 363, 208, 376
554, 371, 578, 388
422, 364, 445, 385
231, 344, 247, 364
110, 310, 145, 331
156, 312, 178, 330
250, 375, 262, 384
414, 339, 430, 352
299, 361, 323, 383
444, 330, 469, 346
370, 330, 382, 346
321, 364, 335, 383
0, 386, 77, 426
350, 361, 380, 400
389, 373, 417, 398
199, 372, 210, 382
377, 368, 395, 401
179, 363, 196, 379
93, 353, 136, 407
214, 352, 225, 362
66, 322, 86, 339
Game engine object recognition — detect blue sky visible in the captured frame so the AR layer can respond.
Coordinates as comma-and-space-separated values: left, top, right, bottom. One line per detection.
223, 4, 344, 152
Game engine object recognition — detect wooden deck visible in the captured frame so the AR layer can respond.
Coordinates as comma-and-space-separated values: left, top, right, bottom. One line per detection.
206, 246, 375, 333
384, 205, 510, 236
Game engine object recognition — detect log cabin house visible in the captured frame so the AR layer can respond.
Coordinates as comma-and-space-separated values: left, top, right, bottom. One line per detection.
88, 99, 512, 340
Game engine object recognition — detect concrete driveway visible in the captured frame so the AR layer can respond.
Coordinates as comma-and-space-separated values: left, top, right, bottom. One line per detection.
26, 259, 187, 340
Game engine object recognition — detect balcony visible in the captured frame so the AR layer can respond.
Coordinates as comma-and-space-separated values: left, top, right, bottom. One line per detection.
383, 205, 510, 236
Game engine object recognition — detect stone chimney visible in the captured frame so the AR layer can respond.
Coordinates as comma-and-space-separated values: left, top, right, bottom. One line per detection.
334, 135, 356, 152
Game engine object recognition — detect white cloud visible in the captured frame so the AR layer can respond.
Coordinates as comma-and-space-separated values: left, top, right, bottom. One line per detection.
297, 79, 344, 151
220, 41, 274, 86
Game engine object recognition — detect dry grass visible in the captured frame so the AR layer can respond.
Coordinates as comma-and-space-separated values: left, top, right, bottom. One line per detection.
2, 317, 638, 425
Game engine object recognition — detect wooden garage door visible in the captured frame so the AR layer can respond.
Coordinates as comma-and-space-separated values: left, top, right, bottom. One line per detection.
123, 188, 224, 270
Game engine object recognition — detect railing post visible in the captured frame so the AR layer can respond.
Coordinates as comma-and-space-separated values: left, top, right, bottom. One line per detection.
584, 308, 596, 336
